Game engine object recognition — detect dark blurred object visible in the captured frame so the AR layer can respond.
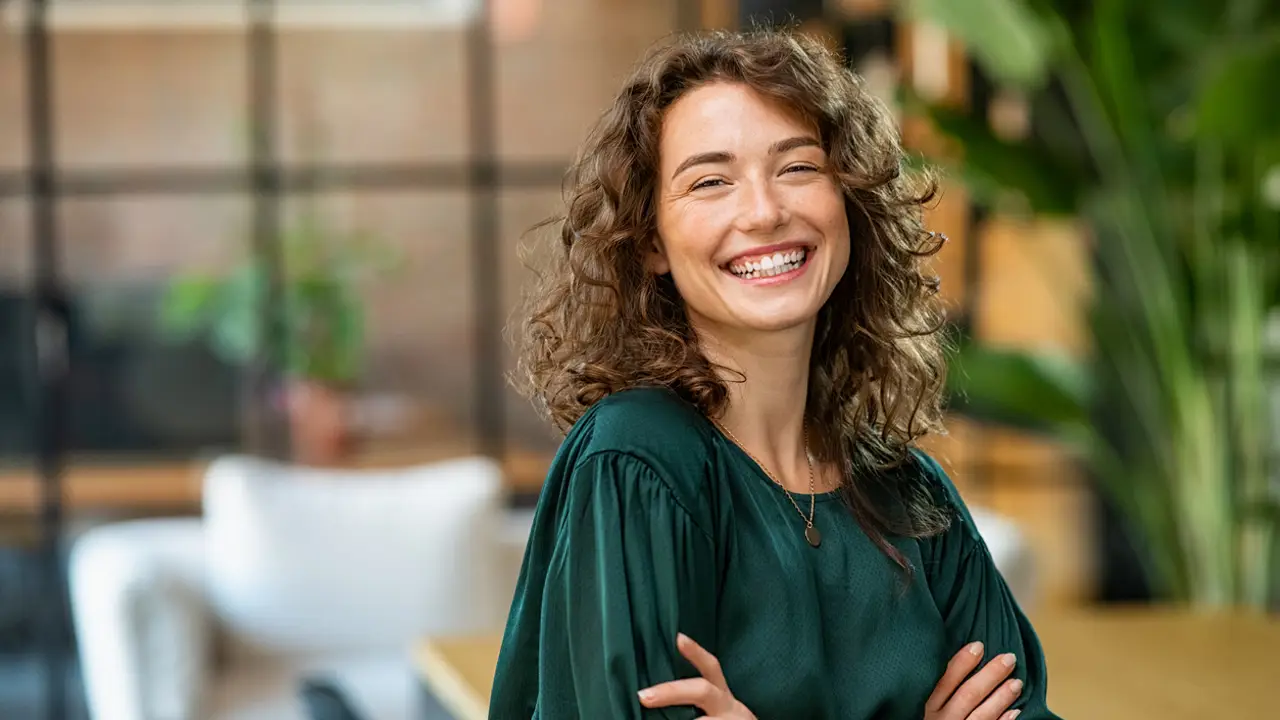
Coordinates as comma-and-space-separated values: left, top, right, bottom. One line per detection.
0, 285, 240, 460
0, 291, 34, 458
299, 677, 365, 720
739, 0, 824, 27
840, 14, 894, 62
1093, 486, 1155, 603
914, 1, 1280, 609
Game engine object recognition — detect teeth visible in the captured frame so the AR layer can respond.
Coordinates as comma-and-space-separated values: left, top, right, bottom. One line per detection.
728, 248, 808, 278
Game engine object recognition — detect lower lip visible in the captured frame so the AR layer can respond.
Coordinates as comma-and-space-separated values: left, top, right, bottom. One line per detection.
724, 249, 815, 286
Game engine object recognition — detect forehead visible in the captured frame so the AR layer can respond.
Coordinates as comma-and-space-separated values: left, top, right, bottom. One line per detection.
658, 82, 817, 159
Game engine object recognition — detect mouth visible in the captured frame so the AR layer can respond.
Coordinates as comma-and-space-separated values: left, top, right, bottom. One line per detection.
722, 244, 815, 282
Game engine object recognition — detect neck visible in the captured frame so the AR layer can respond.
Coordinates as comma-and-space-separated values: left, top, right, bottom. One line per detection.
695, 317, 815, 490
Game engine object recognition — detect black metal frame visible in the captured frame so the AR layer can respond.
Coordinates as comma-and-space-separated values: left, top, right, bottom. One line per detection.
6, 1, 703, 717
21, 2, 69, 717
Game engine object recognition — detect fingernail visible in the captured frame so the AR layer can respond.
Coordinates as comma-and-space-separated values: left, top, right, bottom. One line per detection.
1010, 679, 1023, 695
1001, 653, 1017, 668
637, 689, 654, 703
967, 641, 983, 656
1009, 711, 1021, 719
676, 633, 689, 645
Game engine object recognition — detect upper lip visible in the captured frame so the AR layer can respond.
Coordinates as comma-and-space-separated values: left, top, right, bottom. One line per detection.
722, 242, 814, 267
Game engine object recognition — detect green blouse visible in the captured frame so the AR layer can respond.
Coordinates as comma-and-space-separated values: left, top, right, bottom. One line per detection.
489, 388, 1061, 719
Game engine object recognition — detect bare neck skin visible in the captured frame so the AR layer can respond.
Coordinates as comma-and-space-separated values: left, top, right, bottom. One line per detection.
695, 317, 830, 494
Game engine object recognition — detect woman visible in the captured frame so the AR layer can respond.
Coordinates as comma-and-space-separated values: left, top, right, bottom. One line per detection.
490, 28, 1061, 720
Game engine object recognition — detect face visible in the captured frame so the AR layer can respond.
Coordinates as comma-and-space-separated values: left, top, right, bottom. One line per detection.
652, 81, 850, 337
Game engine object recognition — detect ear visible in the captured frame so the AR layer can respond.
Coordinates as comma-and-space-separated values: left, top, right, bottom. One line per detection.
645, 235, 671, 275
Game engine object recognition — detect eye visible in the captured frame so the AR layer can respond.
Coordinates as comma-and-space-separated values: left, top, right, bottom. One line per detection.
691, 177, 727, 190
783, 164, 820, 175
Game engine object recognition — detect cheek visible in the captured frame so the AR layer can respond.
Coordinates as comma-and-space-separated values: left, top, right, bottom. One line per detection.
830, 209, 851, 261
660, 207, 723, 268
816, 191, 851, 258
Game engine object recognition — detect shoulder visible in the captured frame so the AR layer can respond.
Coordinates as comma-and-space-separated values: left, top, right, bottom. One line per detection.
562, 386, 717, 515
574, 386, 716, 458
906, 448, 961, 505
904, 447, 990, 558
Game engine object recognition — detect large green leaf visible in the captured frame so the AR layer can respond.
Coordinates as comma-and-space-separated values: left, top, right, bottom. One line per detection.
904, 0, 1055, 89
946, 343, 1091, 434
1196, 39, 1280, 147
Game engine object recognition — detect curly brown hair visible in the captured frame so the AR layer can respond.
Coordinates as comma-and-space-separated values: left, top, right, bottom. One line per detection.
514, 28, 953, 568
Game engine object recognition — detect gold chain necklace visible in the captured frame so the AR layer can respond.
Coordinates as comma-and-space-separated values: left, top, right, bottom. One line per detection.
714, 420, 822, 548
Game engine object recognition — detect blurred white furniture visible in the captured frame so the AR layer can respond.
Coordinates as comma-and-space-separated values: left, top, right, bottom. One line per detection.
69, 455, 508, 720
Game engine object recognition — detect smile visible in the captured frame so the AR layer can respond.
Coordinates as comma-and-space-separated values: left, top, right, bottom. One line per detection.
723, 246, 813, 281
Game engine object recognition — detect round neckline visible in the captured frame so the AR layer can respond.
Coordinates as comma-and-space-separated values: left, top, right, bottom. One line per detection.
708, 423, 844, 502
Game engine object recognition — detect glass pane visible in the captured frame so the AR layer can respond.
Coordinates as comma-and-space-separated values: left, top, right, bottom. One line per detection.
277, 29, 468, 165
0, 27, 25, 172
56, 194, 253, 471
495, 0, 677, 161
52, 32, 247, 170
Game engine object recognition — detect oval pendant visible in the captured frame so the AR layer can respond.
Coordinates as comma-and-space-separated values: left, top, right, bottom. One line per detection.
804, 525, 822, 548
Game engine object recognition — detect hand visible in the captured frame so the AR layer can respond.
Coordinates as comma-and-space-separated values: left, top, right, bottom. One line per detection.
638, 633, 757, 719
925, 642, 1024, 720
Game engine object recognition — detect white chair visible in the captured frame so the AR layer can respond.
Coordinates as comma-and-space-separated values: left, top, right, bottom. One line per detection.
69, 455, 509, 720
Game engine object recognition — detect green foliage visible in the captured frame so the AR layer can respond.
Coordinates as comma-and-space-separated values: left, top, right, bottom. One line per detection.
158, 211, 396, 387
907, 0, 1280, 607
904, 0, 1055, 88
946, 341, 1091, 435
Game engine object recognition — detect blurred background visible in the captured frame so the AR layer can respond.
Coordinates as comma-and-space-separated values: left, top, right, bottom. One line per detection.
0, 0, 1276, 718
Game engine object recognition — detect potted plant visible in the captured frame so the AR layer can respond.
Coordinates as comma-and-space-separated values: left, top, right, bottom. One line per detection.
158, 210, 393, 466
901, 0, 1280, 608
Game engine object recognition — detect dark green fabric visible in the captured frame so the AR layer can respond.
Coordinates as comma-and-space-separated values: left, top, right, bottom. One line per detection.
490, 387, 1061, 719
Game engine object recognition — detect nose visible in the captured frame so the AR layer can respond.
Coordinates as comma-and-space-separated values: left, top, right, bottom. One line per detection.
736, 179, 788, 234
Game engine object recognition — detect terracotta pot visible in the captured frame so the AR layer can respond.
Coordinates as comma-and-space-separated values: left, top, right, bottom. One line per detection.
284, 379, 352, 466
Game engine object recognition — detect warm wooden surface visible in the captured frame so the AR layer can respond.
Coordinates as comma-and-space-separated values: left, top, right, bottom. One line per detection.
413, 608, 1280, 720
0, 462, 205, 514
1033, 607, 1280, 719
413, 635, 504, 720
0, 444, 553, 514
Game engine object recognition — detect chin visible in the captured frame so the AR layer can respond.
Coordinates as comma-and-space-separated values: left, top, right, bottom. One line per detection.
732, 305, 822, 333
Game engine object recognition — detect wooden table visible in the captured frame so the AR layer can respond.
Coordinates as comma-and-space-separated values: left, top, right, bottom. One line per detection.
412, 608, 1280, 720
0, 446, 552, 514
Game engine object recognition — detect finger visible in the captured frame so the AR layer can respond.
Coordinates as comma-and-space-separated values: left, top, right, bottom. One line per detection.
925, 642, 984, 712
999, 710, 1023, 720
968, 678, 1023, 720
945, 653, 1017, 717
638, 678, 721, 711
676, 633, 729, 689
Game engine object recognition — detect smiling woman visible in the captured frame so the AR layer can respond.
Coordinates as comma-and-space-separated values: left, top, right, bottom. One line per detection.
492, 28, 1062, 720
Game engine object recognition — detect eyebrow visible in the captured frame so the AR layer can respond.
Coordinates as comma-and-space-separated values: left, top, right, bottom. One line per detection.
670, 135, 822, 179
